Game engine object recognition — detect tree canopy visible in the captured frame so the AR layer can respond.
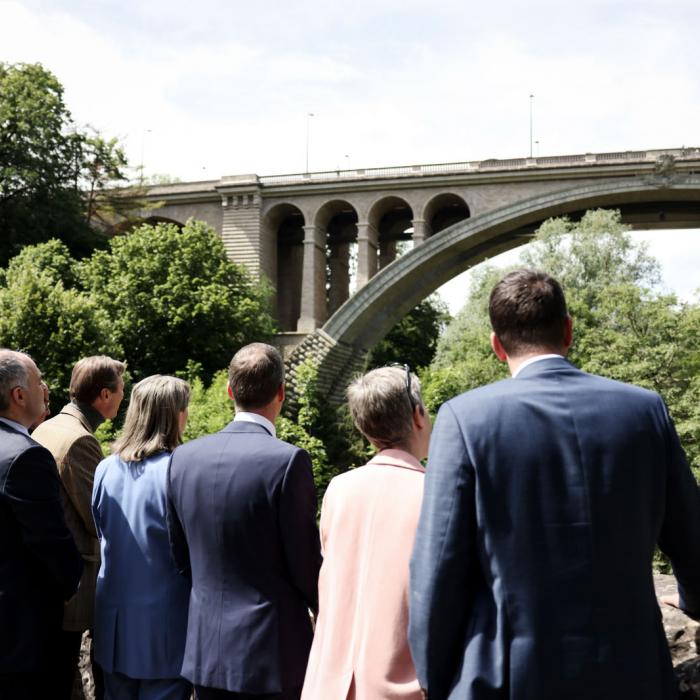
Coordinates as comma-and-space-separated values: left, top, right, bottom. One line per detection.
0, 62, 137, 266
80, 219, 276, 383
368, 295, 450, 371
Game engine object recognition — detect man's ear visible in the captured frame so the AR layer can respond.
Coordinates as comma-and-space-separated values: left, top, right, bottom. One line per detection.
278, 383, 285, 403
227, 384, 234, 401
490, 331, 508, 362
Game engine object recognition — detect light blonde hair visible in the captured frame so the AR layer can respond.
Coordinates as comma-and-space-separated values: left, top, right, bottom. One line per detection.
112, 375, 190, 463
347, 366, 422, 451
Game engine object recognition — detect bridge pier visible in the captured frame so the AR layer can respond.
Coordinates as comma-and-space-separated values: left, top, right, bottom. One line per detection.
297, 224, 327, 332
355, 222, 379, 288
411, 218, 427, 244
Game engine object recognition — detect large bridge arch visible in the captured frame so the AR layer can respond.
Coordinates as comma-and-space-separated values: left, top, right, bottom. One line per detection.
287, 175, 700, 403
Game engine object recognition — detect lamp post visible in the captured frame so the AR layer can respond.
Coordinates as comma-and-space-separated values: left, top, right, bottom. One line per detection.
529, 94, 534, 158
140, 128, 152, 184
305, 113, 314, 173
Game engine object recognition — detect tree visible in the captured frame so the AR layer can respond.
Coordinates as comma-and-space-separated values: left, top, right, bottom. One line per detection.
368, 295, 451, 371
0, 63, 150, 265
80, 219, 277, 382
0, 63, 95, 264
80, 128, 129, 229
0, 241, 122, 412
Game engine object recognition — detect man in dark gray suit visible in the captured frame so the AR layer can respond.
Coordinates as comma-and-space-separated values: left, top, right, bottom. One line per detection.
409, 270, 700, 700
0, 350, 83, 700
167, 343, 321, 700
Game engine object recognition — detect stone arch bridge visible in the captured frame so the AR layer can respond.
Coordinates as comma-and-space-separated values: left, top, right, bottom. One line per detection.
143, 148, 700, 402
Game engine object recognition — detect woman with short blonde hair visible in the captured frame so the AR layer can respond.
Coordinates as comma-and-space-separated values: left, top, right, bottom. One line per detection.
302, 365, 431, 700
92, 375, 192, 700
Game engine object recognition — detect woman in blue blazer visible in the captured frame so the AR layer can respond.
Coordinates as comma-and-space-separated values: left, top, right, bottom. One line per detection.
92, 375, 191, 700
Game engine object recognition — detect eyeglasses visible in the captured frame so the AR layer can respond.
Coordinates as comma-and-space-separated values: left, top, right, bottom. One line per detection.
390, 363, 417, 411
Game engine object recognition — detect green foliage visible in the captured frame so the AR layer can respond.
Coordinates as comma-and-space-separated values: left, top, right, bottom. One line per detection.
183, 369, 234, 441
79, 128, 129, 229
421, 265, 508, 414
0, 62, 154, 264
80, 219, 277, 382
0, 249, 121, 412
281, 360, 336, 495
0, 62, 96, 264
5, 239, 79, 287
368, 294, 451, 371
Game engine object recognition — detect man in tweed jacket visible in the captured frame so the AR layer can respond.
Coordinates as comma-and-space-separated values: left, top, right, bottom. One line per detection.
33, 356, 125, 700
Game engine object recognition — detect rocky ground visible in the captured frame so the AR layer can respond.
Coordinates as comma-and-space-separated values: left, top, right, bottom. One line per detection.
72, 574, 700, 699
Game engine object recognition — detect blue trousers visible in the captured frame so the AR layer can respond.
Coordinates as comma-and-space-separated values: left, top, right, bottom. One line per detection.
104, 671, 192, 700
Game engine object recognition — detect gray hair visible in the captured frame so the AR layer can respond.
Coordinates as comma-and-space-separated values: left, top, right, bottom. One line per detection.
0, 349, 30, 412
347, 366, 423, 451
112, 375, 190, 463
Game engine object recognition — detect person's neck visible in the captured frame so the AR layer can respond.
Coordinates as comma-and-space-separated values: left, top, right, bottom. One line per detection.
237, 405, 279, 425
0, 410, 30, 429
377, 439, 425, 463
506, 348, 565, 376
73, 400, 105, 433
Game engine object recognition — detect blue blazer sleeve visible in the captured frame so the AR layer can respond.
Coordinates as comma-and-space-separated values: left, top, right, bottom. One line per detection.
5, 445, 83, 600
279, 448, 321, 612
656, 400, 700, 617
409, 402, 476, 698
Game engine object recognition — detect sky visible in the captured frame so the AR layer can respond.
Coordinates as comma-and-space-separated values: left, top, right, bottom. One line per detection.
1, 0, 699, 313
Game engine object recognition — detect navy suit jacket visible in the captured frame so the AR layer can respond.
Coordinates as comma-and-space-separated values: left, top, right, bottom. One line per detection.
167, 419, 322, 694
0, 421, 83, 672
409, 358, 700, 700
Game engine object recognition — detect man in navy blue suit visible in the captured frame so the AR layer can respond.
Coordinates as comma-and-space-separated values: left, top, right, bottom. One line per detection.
0, 350, 83, 700
409, 270, 700, 700
167, 342, 321, 700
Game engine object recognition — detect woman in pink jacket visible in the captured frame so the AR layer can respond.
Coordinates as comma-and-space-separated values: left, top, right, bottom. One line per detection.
302, 365, 431, 700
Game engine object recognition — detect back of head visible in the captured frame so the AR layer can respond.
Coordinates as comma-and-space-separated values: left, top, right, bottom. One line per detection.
347, 366, 422, 451
70, 356, 126, 405
0, 349, 30, 413
112, 375, 190, 463
489, 269, 569, 356
228, 343, 284, 410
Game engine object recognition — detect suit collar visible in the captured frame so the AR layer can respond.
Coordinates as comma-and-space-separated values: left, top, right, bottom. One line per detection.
0, 416, 29, 436
515, 355, 575, 379
221, 419, 273, 437
60, 402, 98, 433
367, 448, 425, 473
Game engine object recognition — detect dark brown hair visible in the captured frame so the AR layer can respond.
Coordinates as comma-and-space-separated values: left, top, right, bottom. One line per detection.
488, 269, 569, 356
70, 356, 125, 405
228, 343, 284, 410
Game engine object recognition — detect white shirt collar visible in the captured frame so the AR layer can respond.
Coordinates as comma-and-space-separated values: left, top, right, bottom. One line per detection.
0, 416, 30, 436
512, 353, 565, 378
233, 411, 276, 438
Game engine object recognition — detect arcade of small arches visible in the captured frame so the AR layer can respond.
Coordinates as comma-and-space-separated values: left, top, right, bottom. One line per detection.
262, 192, 470, 333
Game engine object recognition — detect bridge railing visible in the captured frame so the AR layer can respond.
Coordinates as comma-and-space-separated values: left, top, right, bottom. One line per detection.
258, 147, 700, 186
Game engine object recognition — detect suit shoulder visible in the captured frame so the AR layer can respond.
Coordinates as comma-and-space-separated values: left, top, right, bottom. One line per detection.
443, 376, 514, 412
584, 371, 662, 400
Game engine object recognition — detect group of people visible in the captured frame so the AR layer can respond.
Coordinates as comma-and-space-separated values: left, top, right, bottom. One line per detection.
1, 268, 699, 700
